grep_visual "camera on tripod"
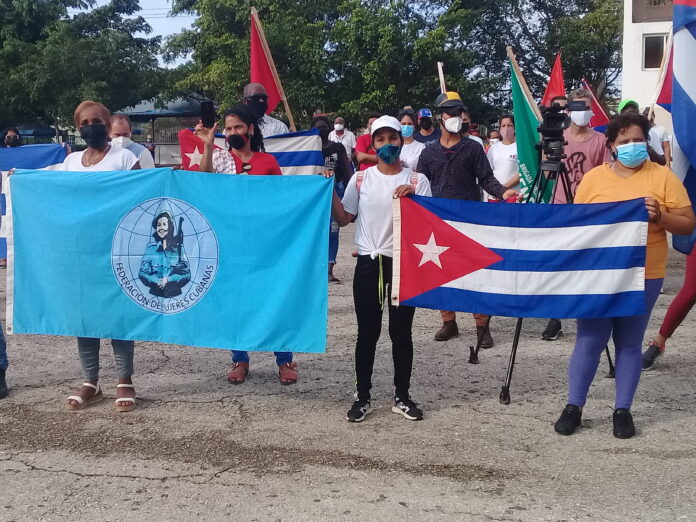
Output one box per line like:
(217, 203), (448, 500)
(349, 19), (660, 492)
(537, 100), (588, 175)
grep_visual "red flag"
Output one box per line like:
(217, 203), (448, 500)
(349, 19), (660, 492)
(397, 198), (502, 303)
(580, 78), (611, 128)
(656, 46), (673, 112)
(541, 53), (566, 107)
(250, 14), (281, 114)
(178, 128), (223, 171)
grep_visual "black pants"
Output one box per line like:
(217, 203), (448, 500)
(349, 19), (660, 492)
(353, 255), (415, 402)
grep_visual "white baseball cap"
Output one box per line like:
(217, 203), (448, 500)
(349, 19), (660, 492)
(370, 115), (401, 136)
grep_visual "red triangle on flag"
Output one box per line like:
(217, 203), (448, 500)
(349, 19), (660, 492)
(397, 198), (503, 303)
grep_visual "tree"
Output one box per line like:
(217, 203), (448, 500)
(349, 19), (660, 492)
(1, 0), (163, 128)
(443, 0), (623, 103)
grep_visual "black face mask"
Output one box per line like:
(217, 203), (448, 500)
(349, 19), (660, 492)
(318, 127), (330, 141)
(79, 124), (109, 149)
(246, 99), (268, 119)
(419, 117), (433, 130)
(461, 121), (470, 134)
(227, 133), (249, 150)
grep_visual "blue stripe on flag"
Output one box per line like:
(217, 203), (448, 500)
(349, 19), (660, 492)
(410, 195), (647, 228)
(487, 246), (645, 272)
(674, 4), (696, 31)
(0, 144), (67, 170)
(270, 150), (325, 167)
(403, 287), (646, 319)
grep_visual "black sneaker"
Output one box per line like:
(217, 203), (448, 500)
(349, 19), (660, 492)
(554, 404), (582, 435)
(642, 341), (663, 371)
(542, 319), (563, 341)
(613, 408), (635, 439)
(346, 399), (371, 422)
(392, 396), (424, 421)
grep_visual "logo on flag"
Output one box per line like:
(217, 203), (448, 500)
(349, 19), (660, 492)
(111, 198), (219, 314)
(393, 196), (648, 319)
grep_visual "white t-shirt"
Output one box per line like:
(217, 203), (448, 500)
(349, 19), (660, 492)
(468, 135), (485, 149)
(342, 166), (431, 258)
(259, 115), (289, 138)
(485, 141), (519, 198)
(649, 125), (667, 156)
(329, 129), (357, 159)
(400, 140), (426, 170)
(60, 147), (139, 171)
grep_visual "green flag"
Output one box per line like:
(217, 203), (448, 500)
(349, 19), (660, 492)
(509, 57), (554, 202)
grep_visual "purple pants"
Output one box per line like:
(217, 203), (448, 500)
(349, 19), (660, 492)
(567, 278), (663, 410)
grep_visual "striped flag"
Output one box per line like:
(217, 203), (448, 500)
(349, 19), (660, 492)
(393, 196), (648, 319)
(508, 55), (548, 201)
(1, 144), (68, 258)
(671, 0), (696, 253)
(178, 128), (323, 176)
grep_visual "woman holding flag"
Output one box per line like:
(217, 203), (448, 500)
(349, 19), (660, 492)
(61, 101), (141, 413)
(195, 104), (298, 386)
(554, 113), (695, 439)
(331, 115), (432, 423)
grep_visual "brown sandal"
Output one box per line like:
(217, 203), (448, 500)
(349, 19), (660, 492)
(278, 362), (298, 385)
(227, 362), (249, 384)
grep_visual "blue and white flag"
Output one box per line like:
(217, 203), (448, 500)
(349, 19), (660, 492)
(7, 168), (332, 352)
(1, 144), (68, 258)
(393, 196), (648, 319)
(671, 1), (696, 253)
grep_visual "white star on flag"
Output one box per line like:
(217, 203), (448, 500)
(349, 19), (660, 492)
(185, 146), (203, 167)
(414, 232), (450, 268)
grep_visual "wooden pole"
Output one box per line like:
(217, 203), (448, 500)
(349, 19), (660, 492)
(251, 7), (296, 131)
(649, 27), (673, 121)
(506, 46), (542, 120)
(437, 62), (447, 93)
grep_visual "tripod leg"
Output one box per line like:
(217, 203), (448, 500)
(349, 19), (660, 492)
(500, 317), (524, 405)
(469, 315), (492, 364)
(605, 345), (615, 378)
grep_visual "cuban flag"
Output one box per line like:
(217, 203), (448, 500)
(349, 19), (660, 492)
(178, 128), (323, 175)
(1, 144), (68, 258)
(392, 196), (648, 319)
(670, 0), (696, 253)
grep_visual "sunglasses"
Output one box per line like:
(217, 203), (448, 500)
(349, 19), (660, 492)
(245, 94), (268, 103)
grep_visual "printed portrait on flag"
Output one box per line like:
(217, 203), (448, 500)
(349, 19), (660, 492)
(112, 197), (219, 315)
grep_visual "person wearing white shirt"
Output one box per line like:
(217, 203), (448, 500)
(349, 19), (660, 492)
(397, 110), (425, 170)
(331, 115), (431, 424)
(242, 83), (289, 137)
(485, 114), (519, 200)
(647, 115), (671, 166)
(461, 110), (485, 150)
(109, 114), (156, 169)
(328, 116), (357, 161)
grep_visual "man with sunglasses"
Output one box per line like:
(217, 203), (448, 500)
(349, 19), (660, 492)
(417, 91), (518, 345)
(242, 83), (289, 138)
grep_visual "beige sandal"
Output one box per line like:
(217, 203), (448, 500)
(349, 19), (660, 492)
(115, 383), (136, 413)
(66, 382), (103, 411)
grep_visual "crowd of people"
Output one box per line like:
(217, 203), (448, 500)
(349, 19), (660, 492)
(1, 82), (695, 441)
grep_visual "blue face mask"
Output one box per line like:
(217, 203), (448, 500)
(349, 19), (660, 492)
(615, 142), (649, 168)
(401, 125), (414, 138)
(376, 144), (402, 164)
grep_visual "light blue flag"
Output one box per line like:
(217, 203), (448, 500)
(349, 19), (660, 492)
(7, 168), (332, 353)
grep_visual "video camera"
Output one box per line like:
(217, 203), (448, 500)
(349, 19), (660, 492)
(537, 100), (588, 174)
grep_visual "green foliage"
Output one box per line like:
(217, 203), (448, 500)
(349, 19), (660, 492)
(1, 0), (163, 128)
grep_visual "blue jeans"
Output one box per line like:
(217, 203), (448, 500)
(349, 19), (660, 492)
(0, 323), (7, 371)
(567, 279), (662, 410)
(232, 350), (293, 365)
(329, 181), (346, 265)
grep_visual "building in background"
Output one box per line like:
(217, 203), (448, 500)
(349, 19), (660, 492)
(622, 0), (673, 128)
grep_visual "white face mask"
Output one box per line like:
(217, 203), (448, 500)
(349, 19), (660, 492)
(334, 123), (344, 131)
(570, 110), (593, 127)
(443, 116), (463, 134)
(488, 138), (500, 145)
(111, 136), (132, 148)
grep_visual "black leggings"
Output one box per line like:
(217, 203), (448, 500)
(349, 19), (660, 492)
(353, 255), (415, 402)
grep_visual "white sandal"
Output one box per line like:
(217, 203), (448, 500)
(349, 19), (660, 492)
(66, 382), (103, 411)
(115, 383), (136, 413)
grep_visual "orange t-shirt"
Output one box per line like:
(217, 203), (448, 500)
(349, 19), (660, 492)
(575, 161), (691, 279)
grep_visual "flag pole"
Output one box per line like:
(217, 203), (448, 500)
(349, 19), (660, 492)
(506, 47), (542, 120)
(250, 7), (296, 131)
(437, 62), (447, 93)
